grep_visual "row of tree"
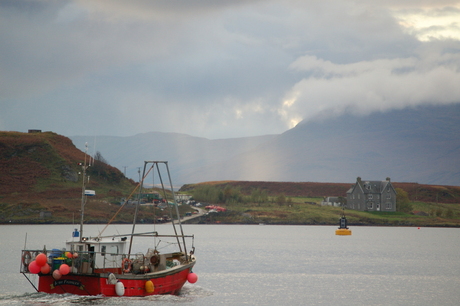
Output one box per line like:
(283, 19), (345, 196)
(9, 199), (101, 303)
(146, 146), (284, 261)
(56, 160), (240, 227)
(192, 184), (413, 212)
(191, 185), (293, 206)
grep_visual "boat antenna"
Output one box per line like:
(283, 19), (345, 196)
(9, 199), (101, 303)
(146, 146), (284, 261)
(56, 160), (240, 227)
(79, 142), (89, 242)
(339, 203), (348, 229)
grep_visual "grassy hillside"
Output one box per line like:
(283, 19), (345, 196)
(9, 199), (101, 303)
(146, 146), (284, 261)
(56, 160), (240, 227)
(180, 181), (460, 227)
(1, 131), (459, 227)
(0, 131), (164, 224)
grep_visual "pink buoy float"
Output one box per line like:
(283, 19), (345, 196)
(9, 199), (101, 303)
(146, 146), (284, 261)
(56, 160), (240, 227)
(59, 264), (70, 275)
(35, 253), (47, 267)
(52, 269), (62, 280)
(187, 272), (198, 283)
(28, 261), (41, 274)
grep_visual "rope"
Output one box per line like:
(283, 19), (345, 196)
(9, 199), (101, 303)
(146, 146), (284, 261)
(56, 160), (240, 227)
(98, 165), (154, 237)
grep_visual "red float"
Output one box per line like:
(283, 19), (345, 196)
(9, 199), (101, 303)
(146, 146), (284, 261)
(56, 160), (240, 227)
(40, 264), (51, 274)
(35, 253), (47, 267)
(187, 272), (198, 283)
(28, 261), (41, 274)
(59, 264), (70, 275)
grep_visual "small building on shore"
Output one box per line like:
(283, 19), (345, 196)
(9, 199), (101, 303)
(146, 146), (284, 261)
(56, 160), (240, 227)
(321, 197), (345, 207)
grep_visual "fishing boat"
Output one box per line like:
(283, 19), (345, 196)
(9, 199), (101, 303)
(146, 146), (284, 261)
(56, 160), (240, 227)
(20, 152), (197, 296)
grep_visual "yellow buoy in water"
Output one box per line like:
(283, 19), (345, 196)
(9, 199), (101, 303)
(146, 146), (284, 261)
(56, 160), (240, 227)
(335, 228), (352, 235)
(335, 215), (352, 235)
(145, 280), (154, 293)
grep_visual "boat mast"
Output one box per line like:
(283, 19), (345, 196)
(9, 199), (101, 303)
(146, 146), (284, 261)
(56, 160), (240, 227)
(127, 161), (188, 258)
(79, 143), (89, 242)
(129, 162), (146, 255)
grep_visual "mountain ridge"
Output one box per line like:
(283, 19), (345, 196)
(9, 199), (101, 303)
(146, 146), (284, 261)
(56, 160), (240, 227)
(70, 104), (460, 186)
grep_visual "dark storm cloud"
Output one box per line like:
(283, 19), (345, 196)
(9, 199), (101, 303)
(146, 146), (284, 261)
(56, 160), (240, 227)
(1, 0), (459, 138)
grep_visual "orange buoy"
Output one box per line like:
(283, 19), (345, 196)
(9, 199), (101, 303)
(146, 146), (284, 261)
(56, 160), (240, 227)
(145, 280), (154, 293)
(122, 258), (132, 273)
(40, 263), (51, 274)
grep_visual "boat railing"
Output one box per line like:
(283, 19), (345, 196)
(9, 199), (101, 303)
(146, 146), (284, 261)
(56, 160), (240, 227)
(20, 249), (96, 275)
(20, 248), (193, 275)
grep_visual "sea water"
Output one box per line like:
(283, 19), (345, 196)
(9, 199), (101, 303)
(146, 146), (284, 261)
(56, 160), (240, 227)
(1, 224), (459, 305)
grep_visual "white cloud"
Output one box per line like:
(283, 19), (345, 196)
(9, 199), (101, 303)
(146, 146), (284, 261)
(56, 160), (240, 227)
(389, 2), (460, 41)
(281, 52), (460, 124)
(1, 0), (460, 138)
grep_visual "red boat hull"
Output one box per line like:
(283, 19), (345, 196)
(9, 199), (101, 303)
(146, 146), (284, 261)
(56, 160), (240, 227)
(37, 266), (193, 296)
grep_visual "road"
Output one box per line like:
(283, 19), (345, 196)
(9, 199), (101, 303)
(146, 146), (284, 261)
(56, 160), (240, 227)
(173, 206), (205, 224)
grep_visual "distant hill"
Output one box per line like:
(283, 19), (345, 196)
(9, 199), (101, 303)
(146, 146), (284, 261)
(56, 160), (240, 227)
(0, 131), (137, 223)
(70, 132), (276, 188)
(70, 104), (460, 186)
(1, 131), (458, 226)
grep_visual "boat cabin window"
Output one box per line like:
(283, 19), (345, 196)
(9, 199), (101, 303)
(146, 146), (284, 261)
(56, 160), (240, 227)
(101, 245), (119, 256)
(70, 244), (85, 252)
(109, 245), (119, 256)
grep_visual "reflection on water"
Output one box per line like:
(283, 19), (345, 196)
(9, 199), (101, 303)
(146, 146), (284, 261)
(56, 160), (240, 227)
(1, 224), (460, 305)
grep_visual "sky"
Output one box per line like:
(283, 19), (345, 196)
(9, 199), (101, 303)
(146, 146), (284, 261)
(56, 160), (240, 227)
(1, 0), (460, 139)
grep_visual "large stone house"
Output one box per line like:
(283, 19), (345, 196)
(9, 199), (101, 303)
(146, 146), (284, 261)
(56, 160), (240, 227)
(346, 177), (397, 212)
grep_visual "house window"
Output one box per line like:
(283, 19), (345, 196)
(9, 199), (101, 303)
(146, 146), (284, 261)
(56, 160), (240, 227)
(101, 245), (106, 256)
(386, 202), (392, 209)
(387, 195), (391, 199)
(368, 201), (374, 209)
(368, 194), (373, 199)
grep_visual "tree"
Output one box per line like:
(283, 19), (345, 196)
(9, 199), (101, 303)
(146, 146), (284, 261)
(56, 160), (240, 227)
(92, 151), (108, 177)
(275, 194), (286, 206)
(396, 188), (413, 213)
(251, 188), (268, 204)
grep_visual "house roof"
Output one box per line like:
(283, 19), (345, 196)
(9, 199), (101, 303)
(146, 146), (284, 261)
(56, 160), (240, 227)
(347, 177), (394, 194)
